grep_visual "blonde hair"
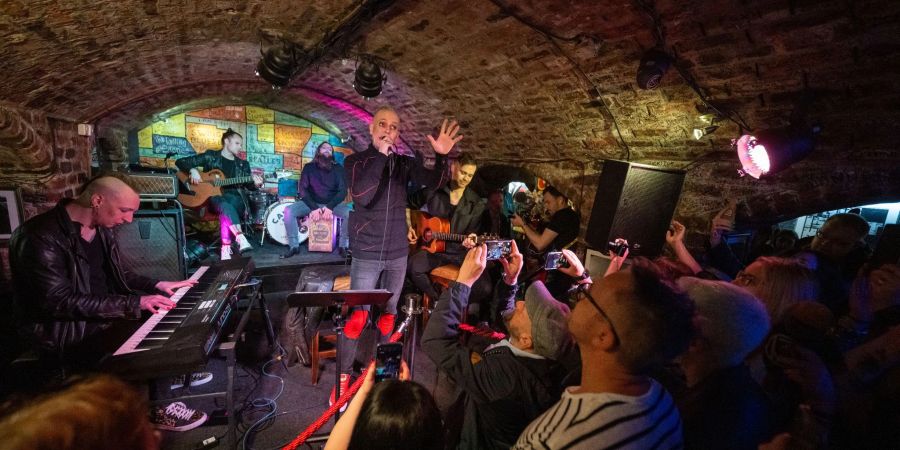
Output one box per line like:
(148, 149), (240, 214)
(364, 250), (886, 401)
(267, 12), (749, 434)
(749, 256), (819, 323)
(0, 375), (158, 450)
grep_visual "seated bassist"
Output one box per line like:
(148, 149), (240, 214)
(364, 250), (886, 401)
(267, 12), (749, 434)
(175, 128), (263, 260)
(407, 153), (494, 322)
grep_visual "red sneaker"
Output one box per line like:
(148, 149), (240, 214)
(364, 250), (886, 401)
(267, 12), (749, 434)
(344, 310), (369, 339)
(328, 373), (352, 413)
(377, 313), (397, 337)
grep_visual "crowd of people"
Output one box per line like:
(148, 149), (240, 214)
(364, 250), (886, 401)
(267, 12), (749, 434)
(1, 102), (898, 450)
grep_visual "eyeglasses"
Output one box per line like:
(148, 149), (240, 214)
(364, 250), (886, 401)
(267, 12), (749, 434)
(572, 288), (619, 343)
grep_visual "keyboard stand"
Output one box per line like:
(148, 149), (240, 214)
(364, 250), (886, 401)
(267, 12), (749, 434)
(149, 277), (275, 447)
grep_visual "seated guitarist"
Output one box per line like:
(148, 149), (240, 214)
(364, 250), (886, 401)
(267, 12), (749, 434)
(175, 128), (263, 260)
(408, 153), (493, 321)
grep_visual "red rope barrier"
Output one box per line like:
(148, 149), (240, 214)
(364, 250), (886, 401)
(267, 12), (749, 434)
(281, 331), (405, 450)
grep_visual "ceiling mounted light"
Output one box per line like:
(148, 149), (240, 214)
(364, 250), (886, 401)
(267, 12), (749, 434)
(256, 44), (298, 89)
(735, 126), (819, 179)
(353, 55), (386, 99)
(636, 48), (673, 90)
(693, 125), (719, 140)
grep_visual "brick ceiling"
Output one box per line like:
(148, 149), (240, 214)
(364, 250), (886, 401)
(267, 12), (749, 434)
(1, 0), (899, 224)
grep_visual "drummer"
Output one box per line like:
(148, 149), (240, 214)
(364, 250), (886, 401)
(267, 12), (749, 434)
(281, 142), (350, 259)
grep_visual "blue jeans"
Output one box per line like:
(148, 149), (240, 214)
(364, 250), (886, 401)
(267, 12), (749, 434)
(339, 255), (407, 372)
(283, 201), (350, 248)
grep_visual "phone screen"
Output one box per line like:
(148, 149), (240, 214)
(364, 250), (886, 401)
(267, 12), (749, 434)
(375, 343), (403, 382)
(485, 240), (512, 261)
(544, 251), (566, 270)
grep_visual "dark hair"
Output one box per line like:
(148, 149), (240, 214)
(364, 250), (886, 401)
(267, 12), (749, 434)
(824, 213), (869, 237)
(455, 152), (477, 168)
(348, 380), (443, 450)
(543, 185), (568, 202)
(221, 128), (242, 147)
(617, 257), (695, 374)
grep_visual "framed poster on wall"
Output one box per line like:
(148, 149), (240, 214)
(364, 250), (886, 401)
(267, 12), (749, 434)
(0, 187), (25, 241)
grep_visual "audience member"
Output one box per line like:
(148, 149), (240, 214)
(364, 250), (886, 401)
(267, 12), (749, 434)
(674, 277), (774, 450)
(422, 241), (572, 449)
(324, 361), (442, 450)
(514, 258), (695, 449)
(733, 256), (819, 325)
(0, 375), (160, 450)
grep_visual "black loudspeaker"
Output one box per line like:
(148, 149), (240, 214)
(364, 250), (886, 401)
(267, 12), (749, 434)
(115, 208), (186, 282)
(585, 160), (686, 258)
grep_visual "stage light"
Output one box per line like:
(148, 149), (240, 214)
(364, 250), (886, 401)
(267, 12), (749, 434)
(353, 55), (385, 99)
(693, 125), (719, 140)
(636, 48), (673, 90)
(256, 44), (297, 88)
(735, 127), (818, 179)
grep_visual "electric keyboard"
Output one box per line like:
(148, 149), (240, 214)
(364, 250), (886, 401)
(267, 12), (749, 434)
(100, 257), (254, 380)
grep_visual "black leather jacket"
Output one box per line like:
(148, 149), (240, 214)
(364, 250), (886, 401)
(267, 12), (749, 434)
(175, 150), (255, 190)
(9, 200), (159, 359)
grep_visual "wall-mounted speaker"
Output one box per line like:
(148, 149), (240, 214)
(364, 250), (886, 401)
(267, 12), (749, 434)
(585, 160), (685, 258)
(115, 208), (186, 282)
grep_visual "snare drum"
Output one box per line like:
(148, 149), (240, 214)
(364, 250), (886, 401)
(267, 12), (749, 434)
(249, 191), (276, 226)
(264, 200), (308, 246)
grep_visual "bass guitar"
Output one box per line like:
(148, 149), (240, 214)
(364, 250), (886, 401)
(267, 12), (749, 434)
(413, 211), (496, 254)
(176, 169), (256, 208)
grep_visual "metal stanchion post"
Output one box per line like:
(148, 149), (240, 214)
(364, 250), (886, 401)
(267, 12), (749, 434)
(400, 294), (423, 380)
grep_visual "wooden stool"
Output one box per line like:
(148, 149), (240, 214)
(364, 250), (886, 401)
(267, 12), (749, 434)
(422, 264), (459, 327)
(310, 330), (337, 385)
(309, 274), (350, 384)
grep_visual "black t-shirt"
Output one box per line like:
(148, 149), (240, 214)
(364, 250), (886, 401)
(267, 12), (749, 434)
(83, 234), (111, 295)
(546, 207), (580, 250)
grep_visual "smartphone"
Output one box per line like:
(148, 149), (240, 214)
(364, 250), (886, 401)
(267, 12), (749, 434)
(375, 343), (403, 382)
(544, 251), (568, 270)
(764, 333), (801, 365)
(871, 224), (900, 267)
(485, 240), (512, 261)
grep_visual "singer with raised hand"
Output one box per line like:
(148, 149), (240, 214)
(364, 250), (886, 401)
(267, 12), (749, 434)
(331, 106), (460, 408)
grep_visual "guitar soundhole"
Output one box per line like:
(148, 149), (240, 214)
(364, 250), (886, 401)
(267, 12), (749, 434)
(423, 230), (433, 242)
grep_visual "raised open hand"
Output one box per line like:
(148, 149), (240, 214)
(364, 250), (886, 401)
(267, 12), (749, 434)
(427, 119), (463, 155)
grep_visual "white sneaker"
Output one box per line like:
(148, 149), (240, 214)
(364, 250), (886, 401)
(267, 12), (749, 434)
(220, 245), (232, 261)
(171, 372), (213, 390)
(151, 401), (208, 432)
(236, 234), (252, 254)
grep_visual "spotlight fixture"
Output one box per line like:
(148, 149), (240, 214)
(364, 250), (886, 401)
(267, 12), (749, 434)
(256, 44), (298, 88)
(636, 48), (673, 90)
(353, 55), (386, 99)
(735, 126), (819, 179)
(693, 125), (719, 140)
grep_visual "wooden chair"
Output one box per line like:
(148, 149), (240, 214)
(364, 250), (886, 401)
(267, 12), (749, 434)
(421, 264), (460, 328)
(309, 274), (351, 384)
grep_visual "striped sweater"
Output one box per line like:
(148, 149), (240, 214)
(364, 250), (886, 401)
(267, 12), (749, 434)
(514, 379), (683, 450)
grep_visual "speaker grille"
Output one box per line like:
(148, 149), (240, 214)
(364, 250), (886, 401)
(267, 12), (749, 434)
(115, 209), (186, 281)
(586, 160), (685, 258)
(128, 174), (178, 198)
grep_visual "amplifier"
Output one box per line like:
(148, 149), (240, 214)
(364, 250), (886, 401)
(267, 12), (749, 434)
(129, 173), (178, 199)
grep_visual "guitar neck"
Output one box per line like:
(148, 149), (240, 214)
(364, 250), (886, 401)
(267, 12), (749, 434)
(212, 176), (253, 187)
(431, 232), (492, 244)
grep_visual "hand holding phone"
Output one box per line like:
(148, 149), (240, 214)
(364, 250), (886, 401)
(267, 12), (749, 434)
(375, 343), (403, 382)
(485, 240), (512, 261)
(544, 251), (569, 270)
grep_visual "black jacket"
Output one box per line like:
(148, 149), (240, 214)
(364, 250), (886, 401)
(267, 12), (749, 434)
(175, 150), (256, 191)
(344, 145), (447, 260)
(9, 201), (159, 361)
(411, 184), (488, 254)
(298, 161), (347, 210)
(422, 281), (565, 450)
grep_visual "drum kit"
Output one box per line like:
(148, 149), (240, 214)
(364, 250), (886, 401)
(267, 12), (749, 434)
(248, 192), (309, 246)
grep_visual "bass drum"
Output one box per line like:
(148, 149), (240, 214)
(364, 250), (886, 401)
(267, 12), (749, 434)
(264, 200), (308, 246)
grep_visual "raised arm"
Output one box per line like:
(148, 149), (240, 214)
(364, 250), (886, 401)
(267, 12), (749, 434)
(666, 220), (703, 274)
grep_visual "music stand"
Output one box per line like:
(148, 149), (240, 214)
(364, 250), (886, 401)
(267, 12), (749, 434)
(286, 289), (392, 418)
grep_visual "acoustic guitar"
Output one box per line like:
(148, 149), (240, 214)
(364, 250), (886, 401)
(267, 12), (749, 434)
(413, 211), (496, 254)
(176, 169), (256, 208)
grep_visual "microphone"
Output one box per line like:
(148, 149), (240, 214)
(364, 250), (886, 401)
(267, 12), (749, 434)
(164, 151), (176, 158)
